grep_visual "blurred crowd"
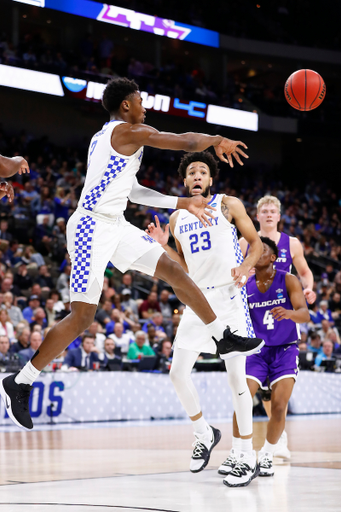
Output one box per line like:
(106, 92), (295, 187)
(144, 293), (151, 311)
(0, 117), (341, 375)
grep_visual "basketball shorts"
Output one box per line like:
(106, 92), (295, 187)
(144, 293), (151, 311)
(246, 343), (299, 389)
(67, 210), (165, 305)
(175, 283), (255, 354)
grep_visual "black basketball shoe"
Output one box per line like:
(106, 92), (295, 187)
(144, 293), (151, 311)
(190, 426), (222, 473)
(0, 373), (33, 430)
(213, 327), (264, 360)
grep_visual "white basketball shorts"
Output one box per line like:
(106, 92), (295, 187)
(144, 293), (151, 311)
(67, 210), (165, 305)
(175, 283), (255, 354)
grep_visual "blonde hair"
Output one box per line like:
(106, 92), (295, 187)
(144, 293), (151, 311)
(257, 195), (281, 214)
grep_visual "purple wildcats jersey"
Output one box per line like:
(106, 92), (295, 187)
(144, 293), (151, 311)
(246, 270), (300, 347)
(274, 233), (293, 272)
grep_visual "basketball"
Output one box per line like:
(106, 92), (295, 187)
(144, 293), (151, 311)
(284, 69), (326, 111)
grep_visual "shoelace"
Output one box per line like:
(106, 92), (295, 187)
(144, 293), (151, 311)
(16, 389), (31, 411)
(191, 440), (207, 459)
(259, 456), (272, 468)
(229, 461), (252, 477)
(222, 454), (238, 467)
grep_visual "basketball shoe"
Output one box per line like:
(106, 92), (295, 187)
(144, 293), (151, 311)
(258, 449), (274, 477)
(273, 430), (291, 459)
(190, 425), (221, 473)
(223, 451), (260, 487)
(0, 373), (33, 430)
(218, 448), (239, 475)
(213, 327), (264, 360)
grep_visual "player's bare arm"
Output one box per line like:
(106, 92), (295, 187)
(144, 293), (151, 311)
(224, 196), (262, 287)
(146, 213), (188, 273)
(0, 155), (30, 177)
(271, 274), (310, 323)
(289, 236), (316, 304)
(112, 123), (248, 167)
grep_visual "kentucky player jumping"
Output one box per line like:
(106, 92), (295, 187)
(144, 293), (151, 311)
(221, 236), (309, 477)
(147, 151), (263, 487)
(0, 78), (263, 431)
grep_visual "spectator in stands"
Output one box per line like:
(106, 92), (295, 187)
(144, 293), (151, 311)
(117, 272), (139, 300)
(54, 187), (71, 220)
(317, 319), (339, 343)
(30, 307), (47, 330)
(50, 289), (64, 313)
(56, 264), (71, 294)
(13, 262), (33, 292)
(18, 331), (42, 365)
(314, 340), (335, 369)
(10, 326), (30, 354)
(0, 308), (15, 342)
(101, 338), (122, 370)
(329, 292), (341, 321)
(159, 289), (173, 321)
(34, 264), (54, 290)
(3, 291), (24, 327)
(139, 291), (161, 319)
(155, 338), (173, 373)
(127, 330), (155, 360)
(165, 312), (181, 340)
(142, 312), (167, 339)
(120, 288), (138, 317)
(307, 332), (323, 356)
(44, 298), (56, 326)
(0, 219), (12, 242)
(22, 245), (45, 268)
(108, 322), (133, 354)
(95, 298), (113, 327)
(62, 334), (101, 370)
(85, 320), (106, 352)
(0, 335), (10, 365)
(316, 300), (335, 325)
(22, 294), (40, 323)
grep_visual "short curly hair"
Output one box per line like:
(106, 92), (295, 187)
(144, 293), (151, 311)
(177, 151), (219, 180)
(260, 236), (278, 259)
(102, 77), (139, 114)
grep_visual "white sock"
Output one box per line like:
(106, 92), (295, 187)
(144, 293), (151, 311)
(240, 438), (253, 455)
(15, 361), (41, 386)
(232, 436), (242, 451)
(263, 439), (277, 454)
(192, 415), (210, 436)
(206, 317), (225, 341)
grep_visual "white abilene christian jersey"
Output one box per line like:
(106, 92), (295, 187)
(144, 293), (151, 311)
(78, 120), (143, 217)
(174, 194), (244, 290)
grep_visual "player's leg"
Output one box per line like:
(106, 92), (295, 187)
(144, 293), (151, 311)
(262, 397), (290, 459)
(0, 213), (113, 430)
(258, 378), (295, 477)
(221, 375), (259, 486)
(154, 252), (264, 358)
(170, 343), (221, 473)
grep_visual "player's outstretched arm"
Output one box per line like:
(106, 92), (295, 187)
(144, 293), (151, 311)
(112, 124), (248, 167)
(290, 237), (316, 304)
(0, 155), (30, 177)
(271, 274), (310, 323)
(146, 214), (188, 273)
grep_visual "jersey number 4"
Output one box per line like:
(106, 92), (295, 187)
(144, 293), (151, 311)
(263, 310), (274, 330)
(189, 231), (211, 254)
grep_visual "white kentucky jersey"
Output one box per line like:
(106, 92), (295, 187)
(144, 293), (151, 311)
(174, 194), (244, 289)
(78, 120), (143, 217)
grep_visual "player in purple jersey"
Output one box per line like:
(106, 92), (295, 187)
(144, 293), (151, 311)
(239, 195), (316, 458)
(220, 237), (309, 477)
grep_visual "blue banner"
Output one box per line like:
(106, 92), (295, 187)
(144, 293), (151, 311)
(14, 0), (219, 48)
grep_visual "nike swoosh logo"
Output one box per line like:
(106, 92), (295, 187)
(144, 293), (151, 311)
(5, 396), (10, 409)
(283, 346), (291, 351)
(230, 295), (236, 300)
(181, 216), (189, 220)
(238, 391), (246, 396)
(247, 294), (254, 298)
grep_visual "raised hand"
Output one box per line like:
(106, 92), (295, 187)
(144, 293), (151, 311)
(12, 156), (30, 175)
(0, 181), (14, 202)
(146, 215), (170, 246)
(214, 138), (249, 167)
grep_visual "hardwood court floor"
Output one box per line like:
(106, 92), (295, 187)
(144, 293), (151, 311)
(0, 415), (340, 512)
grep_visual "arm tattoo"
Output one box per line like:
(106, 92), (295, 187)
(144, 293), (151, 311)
(221, 203), (230, 220)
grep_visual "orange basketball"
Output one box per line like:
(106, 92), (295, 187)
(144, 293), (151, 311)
(284, 69), (326, 111)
